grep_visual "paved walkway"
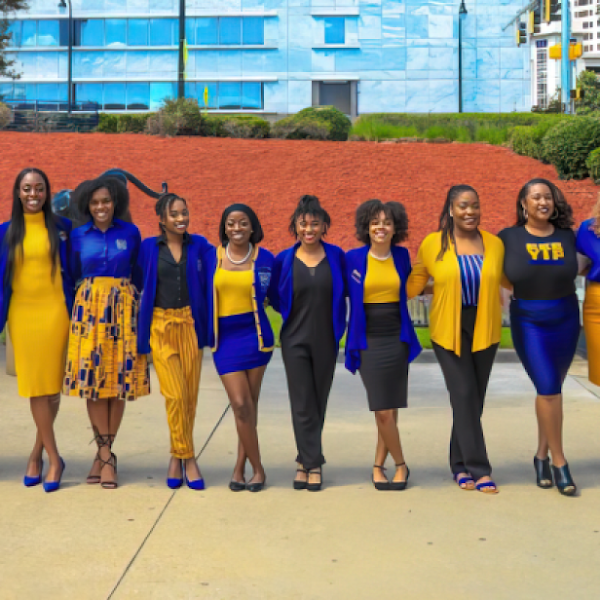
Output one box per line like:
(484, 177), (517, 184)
(1, 347), (600, 600)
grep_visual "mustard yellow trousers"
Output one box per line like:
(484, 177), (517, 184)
(150, 307), (202, 459)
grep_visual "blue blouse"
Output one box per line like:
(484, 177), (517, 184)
(458, 254), (483, 307)
(576, 218), (600, 283)
(70, 218), (141, 282)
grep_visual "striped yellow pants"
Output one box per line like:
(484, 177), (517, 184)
(150, 307), (202, 459)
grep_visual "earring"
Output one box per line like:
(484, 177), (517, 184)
(523, 208), (528, 220)
(449, 211), (453, 218)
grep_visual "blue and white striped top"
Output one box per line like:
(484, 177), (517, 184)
(458, 254), (484, 307)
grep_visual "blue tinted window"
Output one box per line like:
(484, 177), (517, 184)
(38, 20), (60, 46)
(196, 18), (218, 45)
(106, 19), (127, 47)
(22, 20), (37, 47)
(127, 82), (150, 109)
(150, 18), (176, 46)
(242, 18), (264, 45)
(218, 82), (241, 109)
(38, 83), (66, 101)
(185, 18), (195, 45)
(7, 21), (21, 47)
(150, 82), (175, 110)
(81, 19), (104, 46)
(184, 82), (195, 98)
(76, 83), (103, 107)
(220, 18), (241, 45)
(104, 83), (126, 109)
(324, 17), (345, 44)
(0, 83), (13, 99)
(128, 19), (149, 46)
(241, 82), (262, 109)
(59, 20), (69, 46)
(196, 81), (217, 108)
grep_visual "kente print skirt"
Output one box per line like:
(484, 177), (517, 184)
(64, 277), (150, 401)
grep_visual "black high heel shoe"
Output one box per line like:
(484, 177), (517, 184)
(533, 456), (553, 489)
(293, 467), (308, 490)
(390, 462), (410, 491)
(372, 465), (390, 491)
(552, 463), (577, 496)
(247, 475), (266, 493)
(307, 468), (322, 492)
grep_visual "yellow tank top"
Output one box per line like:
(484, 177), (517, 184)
(215, 267), (254, 317)
(12, 212), (64, 302)
(364, 253), (400, 303)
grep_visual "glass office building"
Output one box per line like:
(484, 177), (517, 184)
(1, 0), (531, 115)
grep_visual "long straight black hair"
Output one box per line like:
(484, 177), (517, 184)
(436, 184), (479, 261)
(4, 168), (60, 284)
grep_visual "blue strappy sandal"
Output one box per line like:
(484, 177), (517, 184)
(475, 479), (498, 494)
(453, 472), (475, 490)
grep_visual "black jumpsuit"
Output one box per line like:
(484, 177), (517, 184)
(281, 256), (337, 471)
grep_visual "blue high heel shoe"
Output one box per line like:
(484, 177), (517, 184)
(23, 459), (44, 487)
(166, 459), (184, 489)
(184, 461), (205, 491)
(43, 458), (65, 493)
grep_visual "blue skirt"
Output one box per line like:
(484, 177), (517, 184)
(213, 312), (272, 376)
(510, 294), (580, 395)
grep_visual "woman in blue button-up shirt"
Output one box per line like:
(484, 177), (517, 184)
(64, 176), (150, 489)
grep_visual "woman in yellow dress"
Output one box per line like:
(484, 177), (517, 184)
(0, 168), (74, 492)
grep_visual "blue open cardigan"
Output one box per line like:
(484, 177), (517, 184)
(135, 234), (213, 354)
(270, 241), (347, 350)
(345, 245), (421, 374)
(0, 216), (74, 332)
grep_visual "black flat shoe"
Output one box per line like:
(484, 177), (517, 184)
(247, 476), (266, 493)
(534, 456), (553, 489)
(552, 463), (577, 496)
(307, 468), (322, 492)
(372, 465), (390, 491)
(390, 463), (410, 491)
(229, 479), (246, 492)
(293, 467), (308, 490)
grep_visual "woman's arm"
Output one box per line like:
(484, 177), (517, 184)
(406, 245), (430, 299)
(577, 252), (591, 276)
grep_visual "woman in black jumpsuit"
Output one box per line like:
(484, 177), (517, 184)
(270, 196), (347, 491)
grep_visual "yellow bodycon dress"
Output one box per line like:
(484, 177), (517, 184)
(7, 212), (69, 397)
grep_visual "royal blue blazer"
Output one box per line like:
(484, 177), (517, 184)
(270, 241), (347, 350)
(135, 234), (213, 354)
(205, 245), (275, 352)
(576, 218), (600, 283)
(0, 216), (74, 332)
(345, 245), (421, 374)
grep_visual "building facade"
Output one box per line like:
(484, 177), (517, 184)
(1, 0), (531, 116)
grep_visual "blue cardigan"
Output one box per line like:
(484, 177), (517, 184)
(206, 245), (275, 352)
(270, 241), (347, 350)
(0, 216), (74, 332)
(135, 234), (213, 355)
(345, 245), (421, 374)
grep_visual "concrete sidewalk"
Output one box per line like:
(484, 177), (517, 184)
(1, 348), (600, 600)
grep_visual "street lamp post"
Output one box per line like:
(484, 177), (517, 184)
(178, 0), (185, 99)
(458, 0), (468, 113)
(58, 0), (72, 114)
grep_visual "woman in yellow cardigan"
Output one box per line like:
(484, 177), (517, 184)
(407, 185), (504, 494)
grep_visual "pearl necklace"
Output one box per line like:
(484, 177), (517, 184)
(369, 250), (391, 261)
(226, 243), (253, 265)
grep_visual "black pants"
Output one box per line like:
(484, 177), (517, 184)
(281, 342), (337, 470)
(432, 307), (498, 481)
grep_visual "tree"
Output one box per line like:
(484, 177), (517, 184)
(576, 70), (600, 115)
(1, 0), (28, 78)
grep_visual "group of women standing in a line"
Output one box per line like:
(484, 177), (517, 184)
(1, 167), (598, 497)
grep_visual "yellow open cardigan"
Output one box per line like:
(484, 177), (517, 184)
(406, 230), (505, 356)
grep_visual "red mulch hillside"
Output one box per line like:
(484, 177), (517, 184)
(0, 132), (598, 257)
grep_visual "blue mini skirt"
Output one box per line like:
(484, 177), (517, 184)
(510, 294), (580, 395)
(213, 312), (272, 376)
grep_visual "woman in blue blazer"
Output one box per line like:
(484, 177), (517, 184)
(136, 193), (213, 490)
(346, 200), (421, 491)
(205, 204), (274, 492)
(0, 168), (73, 492)
(270, 195), (346, 492)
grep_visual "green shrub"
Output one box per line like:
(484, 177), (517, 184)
(116, 113), (152, 133)
(0, 102), (12, 129)
(510, 120), (556, 160)
(350, 118), (418, 141)
(146, 97), (203, 136)
(474, 124), (510, 145)
(271, 115), (331, 140)
(97, 113), (119, 133)
(221, 115), (270, 138)
(201, 114), (227, 137)
(295, 106), (351, 141)
(586, 148), (600, 183)
(541, 116), (600, 179)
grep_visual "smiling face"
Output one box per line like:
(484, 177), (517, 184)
(89, 187), (115, 229)
(19, 172), (47, 214)
(161, 199), (189, 236)
(295, 213), (325, 246)
(369, 210), (394, 246)
(522, 183), (554, 224)
(225, 210), (252, 247)
(451, 191), (480, 234)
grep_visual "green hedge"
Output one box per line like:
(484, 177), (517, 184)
(586, 148), (600, 183)
(541, 116), (600, 179)
(271, 114), (332, 140)
(202, 114), (270, 138)
(295, 106), (352, 141)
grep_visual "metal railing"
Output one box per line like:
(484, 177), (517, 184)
(2, 99), (100, 132)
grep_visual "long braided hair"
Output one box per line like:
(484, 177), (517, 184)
(436, 185), (479, 261)
(155, 193), (187, 233)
